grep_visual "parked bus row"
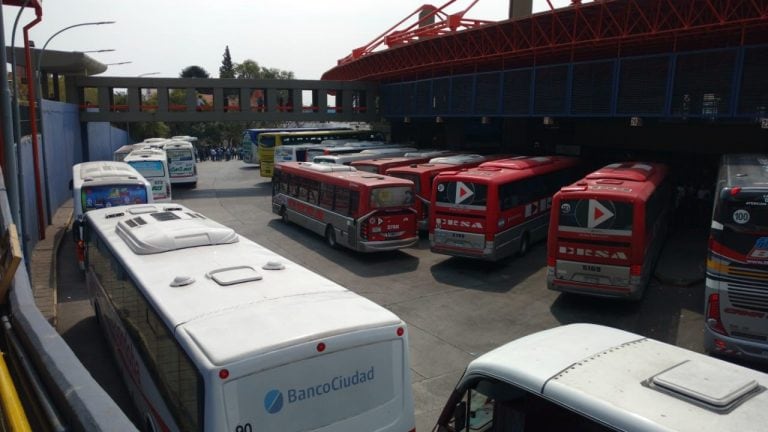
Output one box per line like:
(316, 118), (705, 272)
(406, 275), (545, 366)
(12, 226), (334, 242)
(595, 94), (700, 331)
(258, 129), (385, 177)
(73, 156), (768, 431)
(240, 126), (351, 165)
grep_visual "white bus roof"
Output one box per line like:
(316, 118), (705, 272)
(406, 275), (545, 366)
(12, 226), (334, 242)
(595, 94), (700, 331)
(125, 148), (166, 160)
(143, 137), (168, 143)
(73, 161), (146, 184)
(162, 139), (194, 149)
(429, 154), (487, 164)
(171, 135), (198, 142)
(466, 323), (768, 431)
(85, 204), (402, 366)
(314, 148), (417, 165)
(403, 149), (453, 158)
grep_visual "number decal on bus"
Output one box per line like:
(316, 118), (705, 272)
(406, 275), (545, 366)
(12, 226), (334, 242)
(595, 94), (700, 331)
(235, 424), (253, 432)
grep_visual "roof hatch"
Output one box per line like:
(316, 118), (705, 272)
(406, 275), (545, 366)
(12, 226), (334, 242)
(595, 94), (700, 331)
(116, 209), (238, 254)
(587, 162), (655, 182)
(647, 360), (763, 412)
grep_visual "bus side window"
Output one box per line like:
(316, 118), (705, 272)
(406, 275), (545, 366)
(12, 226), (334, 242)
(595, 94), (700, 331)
(349, 191), (360, 216)
(335, 188), (350, 215)
(319, 183), (334, 210)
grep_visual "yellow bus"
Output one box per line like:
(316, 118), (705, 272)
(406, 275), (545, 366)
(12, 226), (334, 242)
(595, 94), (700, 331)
(258, 129), (384, 177)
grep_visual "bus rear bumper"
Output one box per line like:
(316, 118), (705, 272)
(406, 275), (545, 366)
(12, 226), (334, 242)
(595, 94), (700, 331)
(547, 269), (638, 299)
(704, 328), (768, 363)
(360, 237), (418, 252)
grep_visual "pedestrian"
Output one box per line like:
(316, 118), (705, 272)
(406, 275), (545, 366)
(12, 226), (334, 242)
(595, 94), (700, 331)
(210, 148), (217, 161)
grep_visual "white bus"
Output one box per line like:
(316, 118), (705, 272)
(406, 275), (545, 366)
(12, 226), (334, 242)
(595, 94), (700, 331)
(162, 139), (198, 187)
(124, 148), (172, 202)
(274, 143), (327, 164)
(434, 323), (768, 432)
(312, 147), (419, 165)
(83, 203), (415, 432)
(71, 161), (153, 269)
(305, 141), (393, 163)
(113, 144), (140, 162)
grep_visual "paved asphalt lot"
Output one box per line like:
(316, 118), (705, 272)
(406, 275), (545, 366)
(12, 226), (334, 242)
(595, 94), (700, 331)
(56, 159), (768, 431)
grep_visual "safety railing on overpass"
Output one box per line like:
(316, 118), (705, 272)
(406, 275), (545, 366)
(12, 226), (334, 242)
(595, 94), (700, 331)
(67, 76), (380, 123)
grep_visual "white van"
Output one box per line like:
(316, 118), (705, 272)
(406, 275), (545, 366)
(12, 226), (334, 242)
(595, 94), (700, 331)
(162, 139), (198, 187)
(313, 147), (418, 165)
(434, 323), (768, 432)
(124, 148), (172, 202)
(71, 160), (153, 269)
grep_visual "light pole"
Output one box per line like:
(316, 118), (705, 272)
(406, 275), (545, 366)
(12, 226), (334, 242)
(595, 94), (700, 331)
(79, 49), (115, 54)
(105, 61), (132, 66)
(31, 20), (115, 229)
(138, 72), (161, 77)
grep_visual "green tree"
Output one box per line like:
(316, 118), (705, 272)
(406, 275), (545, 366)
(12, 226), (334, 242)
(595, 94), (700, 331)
(234, 59), (294, 80)
(219, 46), (235, 78)
(179, 65), (210, 78)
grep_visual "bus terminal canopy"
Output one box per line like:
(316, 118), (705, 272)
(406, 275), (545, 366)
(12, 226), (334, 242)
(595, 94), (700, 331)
(5, 47), (107, 76)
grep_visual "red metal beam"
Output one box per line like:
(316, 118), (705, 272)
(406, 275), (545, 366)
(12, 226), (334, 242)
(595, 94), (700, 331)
(322, 0), (768, 81)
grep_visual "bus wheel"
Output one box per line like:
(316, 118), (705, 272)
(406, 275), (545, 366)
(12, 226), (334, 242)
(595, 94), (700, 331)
(280, 206), (288, 224)
(325, 226), (337, 248)
(518, 233), (530, 257)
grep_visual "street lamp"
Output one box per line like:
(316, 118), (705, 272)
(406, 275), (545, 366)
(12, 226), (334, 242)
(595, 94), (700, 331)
(105, 61), (132, 66)
(79, 49), (115, 54)
(138, 72), (161, 77)
(31, 20), (115, 228)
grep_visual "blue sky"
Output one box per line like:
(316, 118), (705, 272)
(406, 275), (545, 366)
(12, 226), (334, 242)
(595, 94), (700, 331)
(4, 0), (575, 79)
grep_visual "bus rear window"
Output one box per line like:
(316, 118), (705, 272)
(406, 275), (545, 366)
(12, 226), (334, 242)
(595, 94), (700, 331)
(82, 184), (148, 211)
(260, 136), (277, 148)
(558, 199), (634, 233)
(435, 181), (488, 209)
(389, 173), (420, 192)
(371, 187), (413, 209)
(128, 160), (165, 178)
(719, 199), (768, 231)
(167, 149), (193, 161)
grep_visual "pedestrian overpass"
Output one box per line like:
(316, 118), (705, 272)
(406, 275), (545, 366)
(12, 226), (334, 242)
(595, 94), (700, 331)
(66, 75), (380, 123)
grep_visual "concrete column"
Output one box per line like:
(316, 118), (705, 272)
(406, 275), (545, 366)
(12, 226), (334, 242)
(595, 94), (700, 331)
(509, 0), (533, 19)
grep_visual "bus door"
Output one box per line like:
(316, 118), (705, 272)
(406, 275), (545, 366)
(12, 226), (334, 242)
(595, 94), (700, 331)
(551, 196), (636, 292)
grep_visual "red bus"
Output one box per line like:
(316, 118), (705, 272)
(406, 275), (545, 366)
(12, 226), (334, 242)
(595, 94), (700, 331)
(547, 162), (672, 300)
(430, 156), (583, 261)
(385, 154), (510, 231)
(272, 162), (418, 252)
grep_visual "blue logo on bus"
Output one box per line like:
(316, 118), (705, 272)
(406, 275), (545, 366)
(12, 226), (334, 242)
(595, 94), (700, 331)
(264, 389), (284, 414)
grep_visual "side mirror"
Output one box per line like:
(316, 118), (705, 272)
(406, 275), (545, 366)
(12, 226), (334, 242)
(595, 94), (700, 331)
(454, 401), (467, 430)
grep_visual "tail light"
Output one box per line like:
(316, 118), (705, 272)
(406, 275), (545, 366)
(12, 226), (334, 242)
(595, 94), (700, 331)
(360, 219), (369, 240)
(630, 264), (642, 276)
(547, 256), (555, 267)
(706, 293), (728, 335)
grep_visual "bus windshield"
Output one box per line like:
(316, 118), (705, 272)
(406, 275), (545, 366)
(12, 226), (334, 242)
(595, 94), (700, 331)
(558, 199), (634, 234)
(435, 181), (489, 209)
(260, 135), (277, 148)
(371, 186), (414, 209)
(128, 160), (165, 178)
(82, 185), (149, 211)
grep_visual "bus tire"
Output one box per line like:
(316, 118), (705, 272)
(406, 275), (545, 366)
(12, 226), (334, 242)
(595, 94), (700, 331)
(518, 233), (530, 257)
(280, 206), (289, 224)
(325, 226), (337, 248)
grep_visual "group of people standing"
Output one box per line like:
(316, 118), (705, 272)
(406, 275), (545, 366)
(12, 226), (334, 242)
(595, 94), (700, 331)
(198, 147), (242, 162)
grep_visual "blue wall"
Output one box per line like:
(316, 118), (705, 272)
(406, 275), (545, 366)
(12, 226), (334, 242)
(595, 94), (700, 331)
(16, 100), (130, 253)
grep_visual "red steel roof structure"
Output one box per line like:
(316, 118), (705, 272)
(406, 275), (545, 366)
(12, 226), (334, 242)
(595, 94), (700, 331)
(322, 0), (768, 82)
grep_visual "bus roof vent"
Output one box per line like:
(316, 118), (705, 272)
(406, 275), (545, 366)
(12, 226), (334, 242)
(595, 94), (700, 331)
(646, 360), (763, 413)
(206, 266), (262, 286)
(116, 210), (239, 254)
(586, 162), (656, 182)
(299, 162), (356, 173)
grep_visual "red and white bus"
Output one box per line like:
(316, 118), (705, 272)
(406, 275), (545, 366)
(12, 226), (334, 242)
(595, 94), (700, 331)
(385, 154), (510, 231)
(547, 162), (672, 300)
(430, 156), (583, 261)
(272, 162), (418, 252)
